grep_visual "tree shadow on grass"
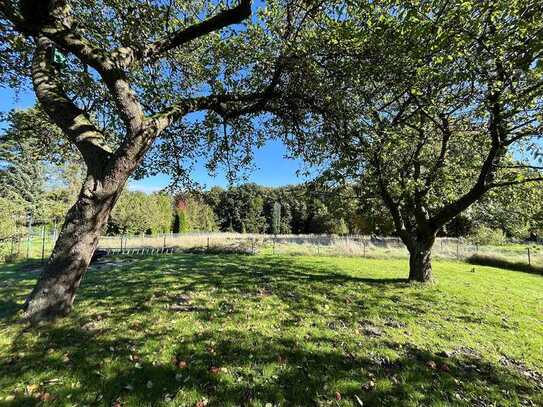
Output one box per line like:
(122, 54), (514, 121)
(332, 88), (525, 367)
(2, 324), (541, 406)
(1, 254), (541, 405)
(0, 261), (42, 323)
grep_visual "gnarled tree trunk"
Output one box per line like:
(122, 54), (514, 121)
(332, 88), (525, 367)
(11, 0), (258, 322)
(23, 173), (123, 322)
(407, 237), (435, 282)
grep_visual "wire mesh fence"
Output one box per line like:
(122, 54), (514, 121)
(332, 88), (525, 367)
(97, 232), (542, 268)
(1, 231), (541, 270)
(0, 226), (59, 263)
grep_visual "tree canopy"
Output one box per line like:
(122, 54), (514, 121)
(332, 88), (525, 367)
(272, 0), (543, 280)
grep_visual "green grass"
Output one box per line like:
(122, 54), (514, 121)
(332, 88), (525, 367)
(1, 254), (542, 406)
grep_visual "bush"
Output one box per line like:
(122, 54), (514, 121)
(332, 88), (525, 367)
(468, 225), (506, 246)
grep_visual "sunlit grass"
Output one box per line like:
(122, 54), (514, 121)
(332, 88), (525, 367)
(1, 254), (542, 406)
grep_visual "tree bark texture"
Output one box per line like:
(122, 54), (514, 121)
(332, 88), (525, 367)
(23, 174), (123, 322)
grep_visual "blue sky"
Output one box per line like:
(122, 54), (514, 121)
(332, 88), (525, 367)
(0, 87), (305, 191)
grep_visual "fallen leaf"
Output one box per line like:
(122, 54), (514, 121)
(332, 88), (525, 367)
(39, 392), (53, 401)
(362, 380), (375, 391)
(172, 355), (188, 369)
(25, 384), (40, 396)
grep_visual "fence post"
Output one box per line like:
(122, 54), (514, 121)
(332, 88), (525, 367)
(41, 225), (46, 263)
(26, 215), (32, 259)
(273, 235), (276, 255)
(456, 239), (460, 260)
(163, 233), (166, 250)
(527, 248), (531, 266)
(363, 239), (366, 258)
(207, 236), (210, 250)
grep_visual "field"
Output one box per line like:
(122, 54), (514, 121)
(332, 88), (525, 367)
(1, 254), (542, 406)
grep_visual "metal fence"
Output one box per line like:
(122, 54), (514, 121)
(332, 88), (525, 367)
(0, 227), (59, 263)
(1, 231), (541, 269)
(98, 232), (542, 268)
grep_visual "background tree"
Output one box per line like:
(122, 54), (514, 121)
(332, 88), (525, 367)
(150, 193), (174, 234)
(275, 0), (543, 281)
(0, 107), (82, 227)
(110, 191), (174, 235)
(174, 195), (219, 232)
(0, 197), (24, 239)
(468, 181), (543, 239)
(272, 201), (281, 235)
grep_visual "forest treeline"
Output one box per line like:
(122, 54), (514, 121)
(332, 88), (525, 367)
(172, 183), (543, 241)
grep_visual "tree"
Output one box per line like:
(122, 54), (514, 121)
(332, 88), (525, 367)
(110, 191), (152, 235)
(175, 195), (218, 232)
(110, 191), (173, 235)
(469, 181), (543, 239)
(0, 107), (82, 227)
(276, 0), (543, 281)
(186, 197), (219, 232)
(272, 201), (281, 235)
(0, 197), (24, 239)
(150, 193), (174, 234)
(0, 110), (48, 219)
(0, 0), (305, 320)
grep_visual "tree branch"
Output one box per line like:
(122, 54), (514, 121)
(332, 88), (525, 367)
(489, 177), (543, 188)
(137, 0), (252, 62)
(429, 90), (505, 229)
(31, 36), (111, 168)
(153, 56), (284, 131)
(2, 0), (146, 135)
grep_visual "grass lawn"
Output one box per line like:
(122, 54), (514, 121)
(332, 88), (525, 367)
(0, 254), (542, 406)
